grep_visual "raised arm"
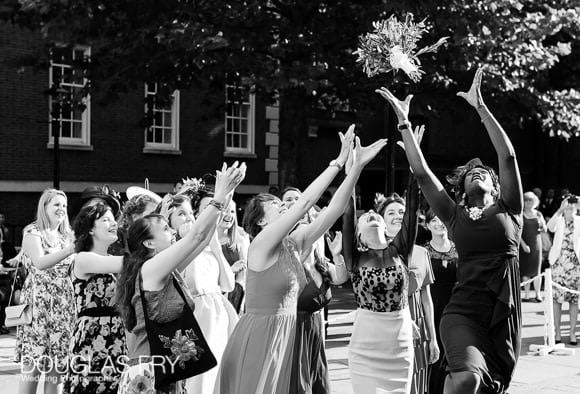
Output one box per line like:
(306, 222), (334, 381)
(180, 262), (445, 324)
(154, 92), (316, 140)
(389, 174), (419, 266)
(377, 88), (456, 223)
(291, 137), (388, 253)
(342, 190), (357, 273)
(325, 231), (349, 285)
(142, 162), (246, 285)
(22, 231), (75, 271)
(250, 126), (355, 262)
(457, 68), (522, 213)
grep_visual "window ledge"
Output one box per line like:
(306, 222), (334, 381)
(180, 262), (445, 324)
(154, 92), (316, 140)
(143, 147), (182, 155)
(47, 143), (93, 151)
(224, 151), (257, 159)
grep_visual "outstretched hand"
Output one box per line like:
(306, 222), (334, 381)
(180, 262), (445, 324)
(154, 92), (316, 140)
(336, 124), (356, 166)
(376, 87), (413, 123)
(457, 68), (485, 109)
(325, 231), (343, 256)
(397, 125), (425, 151)
(353, 136), (388, 169)
(214, 161), (247, 201)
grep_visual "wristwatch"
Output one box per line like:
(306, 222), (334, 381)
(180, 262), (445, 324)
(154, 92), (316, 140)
(329, 159), (344, 169)
(397, 122), (411, 131)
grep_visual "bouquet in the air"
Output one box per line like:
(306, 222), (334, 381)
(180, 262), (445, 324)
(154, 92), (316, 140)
(354, 13), (448, 82)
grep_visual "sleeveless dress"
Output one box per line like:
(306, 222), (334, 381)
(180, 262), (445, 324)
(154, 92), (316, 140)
(290, 263), (332, 394)
(345, 177), (419, 394)
(65, 271), (127, 393)
(407, 245), (435, 394)
(520, 212), (544, 279)
(119, 271), (196, 394)
(441, 199), (522, 393)
(424, 241), (458, 394)
(218, 237), (307, 394)
(182, 246), (239, 394)
(14, 225), (75, 371)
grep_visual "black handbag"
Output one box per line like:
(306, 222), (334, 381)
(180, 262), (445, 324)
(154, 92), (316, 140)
(139, 272), (217, 389)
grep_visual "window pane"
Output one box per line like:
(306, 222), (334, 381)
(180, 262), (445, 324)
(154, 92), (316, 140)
(147, 128), (154, 142)
(72, 122), (82, 139)
(163, 128), (172, 144)
(241, 118), (247, 133)
(61, 121), (72, 138)
(240, 134), (248, 148)
(226, 118), (233, 132)
(154, 129), (162, 143)
(164, 111), (172, 128)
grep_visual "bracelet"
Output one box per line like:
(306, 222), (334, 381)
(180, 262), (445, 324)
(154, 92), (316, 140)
(397, 122), (411, 132)
(329, 159), (344, 169)
(208, 199), (225, 211)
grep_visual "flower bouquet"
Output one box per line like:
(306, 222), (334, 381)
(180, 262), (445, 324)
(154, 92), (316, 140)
(354, 13), (448, 82)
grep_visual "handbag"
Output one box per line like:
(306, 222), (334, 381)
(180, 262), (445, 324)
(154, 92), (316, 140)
(4, 256), (32, 327)
(139, 271), (217, 389)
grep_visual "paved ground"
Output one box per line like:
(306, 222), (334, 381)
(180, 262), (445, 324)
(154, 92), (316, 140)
(1, 286), (579, 393)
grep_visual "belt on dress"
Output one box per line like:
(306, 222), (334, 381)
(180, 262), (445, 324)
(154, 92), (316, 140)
(78, 306), (118, 318)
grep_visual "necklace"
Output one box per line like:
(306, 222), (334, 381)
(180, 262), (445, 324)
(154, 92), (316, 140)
(466, 205), (487, 221)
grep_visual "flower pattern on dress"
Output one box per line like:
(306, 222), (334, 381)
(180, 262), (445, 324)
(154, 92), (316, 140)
(552, 221), (580, 304)
(14, 225), (75, 370)
(64, 272), (127, 393)
(127, 372), (155, 394)
(159, 329), (204, 369)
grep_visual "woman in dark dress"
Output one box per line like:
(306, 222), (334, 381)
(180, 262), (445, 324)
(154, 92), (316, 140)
(423, 209), (458, 394)
(520, 191), (546, 302)
(379, 68), (523, 393)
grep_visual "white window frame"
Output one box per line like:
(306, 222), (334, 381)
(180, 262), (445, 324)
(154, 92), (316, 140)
(143, 83), (180, 153)
(48, 45), (91, 148)
(224, 84), (255, 155)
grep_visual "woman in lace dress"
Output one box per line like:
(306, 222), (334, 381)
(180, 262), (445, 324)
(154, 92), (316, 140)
(15, 189), (75, 394)
(343, 174), (419, 394)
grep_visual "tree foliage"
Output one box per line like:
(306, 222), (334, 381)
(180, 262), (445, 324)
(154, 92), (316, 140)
(1, 0), (579, 182)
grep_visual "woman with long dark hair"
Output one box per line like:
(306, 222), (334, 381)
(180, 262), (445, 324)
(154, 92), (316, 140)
(65, 199), (127, 393)
(74, 163), (245, 393)
(379, 68), (523, 393)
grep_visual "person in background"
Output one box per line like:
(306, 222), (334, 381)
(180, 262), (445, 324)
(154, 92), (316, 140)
(540, 188), (559, 220)
(15, 189), (76, 394)
(217, 200), (250, 314)
(520, 191), (547, 302)
(423, 209), (458, 394)
(547, 196), (580, 346)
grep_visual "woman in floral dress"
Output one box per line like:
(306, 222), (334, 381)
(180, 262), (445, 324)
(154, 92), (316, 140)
(15, 189), (75, 394)
(547, 196), (580, 345)
(64, 200), (127, 393)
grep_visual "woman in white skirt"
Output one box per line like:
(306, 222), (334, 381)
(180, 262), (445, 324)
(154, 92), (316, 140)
(343, 175), (419, 394)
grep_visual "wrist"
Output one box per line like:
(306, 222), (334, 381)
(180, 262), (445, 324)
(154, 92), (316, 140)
(208, 199), (226, 212)
(397, 121), (412, 132)
(329, 159), (344, 170)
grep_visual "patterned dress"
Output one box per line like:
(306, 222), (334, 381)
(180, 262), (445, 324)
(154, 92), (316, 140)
(14, 225), (75, 371)
(64, 272), (127, 393)
(551, 220), (580, 304)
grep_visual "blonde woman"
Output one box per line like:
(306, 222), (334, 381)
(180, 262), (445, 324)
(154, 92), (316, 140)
(15, 189), (75, 394)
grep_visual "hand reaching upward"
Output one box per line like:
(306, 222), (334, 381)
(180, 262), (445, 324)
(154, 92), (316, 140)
(457, 68), (485, 109)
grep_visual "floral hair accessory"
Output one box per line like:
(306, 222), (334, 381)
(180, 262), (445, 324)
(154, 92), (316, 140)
(354, 13), (448, 82)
